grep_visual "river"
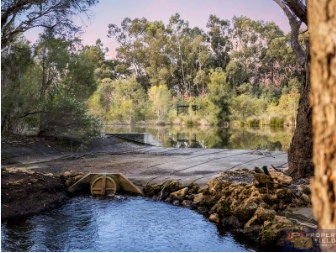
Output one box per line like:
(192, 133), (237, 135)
(104, 125), (294, 151)
(1, 196), (257, 252)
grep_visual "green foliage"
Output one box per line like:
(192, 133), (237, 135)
(39, 95), (102, 139)
(206, 68), (231, 124)
(148, 85), (171, 121)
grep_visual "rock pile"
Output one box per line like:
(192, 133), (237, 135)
(58, 170), (84, 187)
(143, 169), (311, 247)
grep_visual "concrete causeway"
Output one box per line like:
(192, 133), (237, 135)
(3, 135), (288, 187)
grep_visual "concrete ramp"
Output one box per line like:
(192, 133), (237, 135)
(106, 133), (163, 147)
(67, 173), (144, 196)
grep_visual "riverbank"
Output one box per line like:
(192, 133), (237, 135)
(142, 169), (313, 248)
(1, 168), (69, 219)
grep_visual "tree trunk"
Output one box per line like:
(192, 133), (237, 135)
(308, 0), (336, 237)
(273, 0), (314, 178)
(287, 54), (314, 177)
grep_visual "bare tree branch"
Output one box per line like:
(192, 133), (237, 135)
(273, 0), (306, 66)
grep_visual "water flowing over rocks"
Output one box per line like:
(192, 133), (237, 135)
(143, 169), (312, 247)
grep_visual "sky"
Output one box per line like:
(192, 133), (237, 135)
(24, 0), (291, 59)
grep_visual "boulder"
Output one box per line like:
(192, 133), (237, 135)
(301, 193), (311, 204)
(170, 187), (189, 198)
(165, 180), (181, 193)
(232, 199), (259, 222)
(64, 171), (71, 177)
(269, 172), (292, 188)
(187, 182), (199, 194)
(222, 216), (243, 228)
(172, 200), (180, 206)
(182, 200), (192, 207)
(211, 199), (231, 217)
(254, 207), (276, 223)
(253, 173), (271, 187)
(209, 213), (220, 223)
(193, 193), (204, 205)
(197, 185), (209, 194)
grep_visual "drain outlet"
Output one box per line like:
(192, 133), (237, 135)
(90, 174), (120, 195)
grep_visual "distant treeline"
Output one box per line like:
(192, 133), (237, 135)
(1, 14), (305, 138)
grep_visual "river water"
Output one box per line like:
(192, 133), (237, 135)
(1, 196), (256, 252)
(104, 125), (294, 151)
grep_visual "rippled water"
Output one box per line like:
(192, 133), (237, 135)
(104, 125), (294, 151)
(2, 197), (256, 252)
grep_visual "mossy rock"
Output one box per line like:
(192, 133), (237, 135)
(165, 180), (181, 193)
(187, 182), (199, 194)
(242, 168), (249, 172)
(218, 200), (232, 217)
(143, 183), (163, 197)
(200, 196), (218, 208)
(243, 189), (252, 195)
(232, 200), (258, 222)
(257, 187), (267, 194)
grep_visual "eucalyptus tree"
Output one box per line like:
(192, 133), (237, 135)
(273, 0), (313, 178)
(206, 15), (232, 70)
(1, 0), (98, 48)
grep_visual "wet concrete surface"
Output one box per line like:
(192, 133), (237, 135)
(2, 135), (288, 188)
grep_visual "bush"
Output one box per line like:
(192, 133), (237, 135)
(39, 96), (102, 139)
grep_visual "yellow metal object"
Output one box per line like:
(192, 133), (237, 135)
(90, 174), (119, 195)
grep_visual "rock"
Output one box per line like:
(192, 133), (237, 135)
(222, 216), (243, 228)
(165, 180), (181, 193)
(209, 213), (220, 223)
(172, 200), (180, 206)
(253, 173), (271, 187)
(64, 171), (71, 177)
(29, 179), (38, 183)
(236, 225), (261, 241)
(279, 200), (285, 210)
(193, 193), (204, 205)
(170, 187), (189, 198)
(164, 197), (172, 203)
(301, 193), (311, 204)
(187, 182), (199, 194)
(64, 178), (72, 187)
(211, 199), (231, 217)
(182, 200), (192, 207)
(200, 196), (218, 207)
(44, 173), (53, 177)
(197, 206), (208, 214)
(269, 172), (292, 188)
(8, 179), (24, 186)
(143, 183), (163, 197)
(152, 195), (158, 201)
(254, 207), (276, 223)
(184, 194), (194, 200)
(244, 216), (258, 228)
(232, 200), (258, 222)
(298, 185), (311, 195)
(74, 175), (83, 181)
(197, 185), (209, 194)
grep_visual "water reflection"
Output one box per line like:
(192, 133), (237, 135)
(105, 125), (294, 151)
(1, 197), (255, 252)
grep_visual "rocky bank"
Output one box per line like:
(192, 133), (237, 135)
(142, 168), (312, 248)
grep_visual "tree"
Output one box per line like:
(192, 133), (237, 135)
(148, 85), (171, 121)
(206, 68), (231, 124)
(274, 0), (314, 178)
(309, 0), (336, 237)
(1, 0), (98, 48)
